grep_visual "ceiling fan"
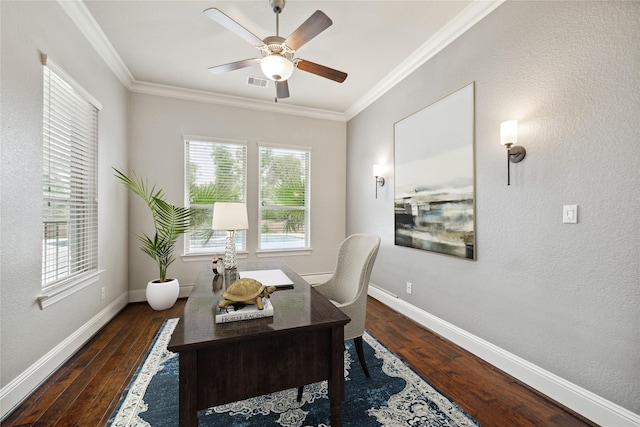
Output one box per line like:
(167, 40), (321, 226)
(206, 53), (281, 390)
(204, 0), (348, 101)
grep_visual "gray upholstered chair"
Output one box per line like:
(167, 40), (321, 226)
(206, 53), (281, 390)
(297, 233), (381, 401)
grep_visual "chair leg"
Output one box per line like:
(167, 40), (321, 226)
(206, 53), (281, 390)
(297, 386), (303, 402)
(354, 336), (370, 378)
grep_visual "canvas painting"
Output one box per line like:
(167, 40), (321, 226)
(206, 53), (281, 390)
(394, 83), (475, 259)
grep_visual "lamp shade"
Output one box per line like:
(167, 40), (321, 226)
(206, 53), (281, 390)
(373, 164), (383, 178)
(260, 54), (294, 81)
(500, 120), (518, 146)
(212, 202), (248, 230)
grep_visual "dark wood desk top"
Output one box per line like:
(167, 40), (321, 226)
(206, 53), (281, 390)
(168, 260), (350, 353)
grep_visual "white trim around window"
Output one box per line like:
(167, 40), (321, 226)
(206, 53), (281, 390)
(40, 54), (101, 306)
(257, 142), (311, 252)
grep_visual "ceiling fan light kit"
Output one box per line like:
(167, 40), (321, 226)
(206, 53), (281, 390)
(204, 0), (347, 101)
(260, 54), (294, 81)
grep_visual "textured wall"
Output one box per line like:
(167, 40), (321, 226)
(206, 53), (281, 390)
(125, 93), (347, 293)
(347, 1), (639, 413)
(1, 1), (129, 388)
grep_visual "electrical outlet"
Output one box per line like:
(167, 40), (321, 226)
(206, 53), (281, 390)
(406, 282), (412, 294)
(100, 287), (105, 300)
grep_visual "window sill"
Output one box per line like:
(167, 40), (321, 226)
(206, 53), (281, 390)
(181, 252), (249, 263)
(255, 248), (312, 257)
(180, 249), (312, 262)
(39, 270), (104, 309)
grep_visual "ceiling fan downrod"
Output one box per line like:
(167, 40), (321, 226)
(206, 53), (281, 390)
(271, 0), (285, 36)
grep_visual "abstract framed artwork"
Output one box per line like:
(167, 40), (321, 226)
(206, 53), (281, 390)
(393, 82), (476, 260)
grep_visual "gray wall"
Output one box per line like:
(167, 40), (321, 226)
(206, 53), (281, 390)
(1, 0), (129, 396)
(0, 0), (345, 412)
(347, 1), (639, 414)
(347, 2), (640, 413)
(125, 92), (346, 294)
(2, 0), (638, 420)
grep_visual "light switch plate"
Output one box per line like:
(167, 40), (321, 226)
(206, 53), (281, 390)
(563, 205), (578, 224)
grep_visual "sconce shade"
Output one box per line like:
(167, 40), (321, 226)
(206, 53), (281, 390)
(500, 120), (518, 146)
(212, 202), (248, 230)
(260, 55), (294, 81)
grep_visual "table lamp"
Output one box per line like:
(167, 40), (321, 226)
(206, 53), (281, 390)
(211, 202), (248, 269)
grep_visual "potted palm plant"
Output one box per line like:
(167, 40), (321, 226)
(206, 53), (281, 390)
(114, 168), (192, 310)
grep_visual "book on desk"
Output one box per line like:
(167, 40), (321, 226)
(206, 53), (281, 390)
(215, 298), (274, 323)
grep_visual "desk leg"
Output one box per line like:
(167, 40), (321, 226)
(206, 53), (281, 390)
(328, 326), (344, 427)
(178, 350), (198, 427)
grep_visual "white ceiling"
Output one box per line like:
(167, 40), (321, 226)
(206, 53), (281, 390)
(73, 0), (501, 120)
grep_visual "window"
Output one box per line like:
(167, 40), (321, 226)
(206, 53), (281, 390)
(259, 144), (310, 251)
(42, 56), (101, 289)
(184, 137), (247, 254)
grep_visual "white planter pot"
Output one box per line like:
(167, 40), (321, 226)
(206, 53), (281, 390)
(146, 278), (179, 311)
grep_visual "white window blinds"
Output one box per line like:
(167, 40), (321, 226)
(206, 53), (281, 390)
(259, 144), (310, 250)
(184, 137), (247, 254)
(42, 56), (100, 288)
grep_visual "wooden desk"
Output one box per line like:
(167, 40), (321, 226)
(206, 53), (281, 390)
(168, 261), (350, 426)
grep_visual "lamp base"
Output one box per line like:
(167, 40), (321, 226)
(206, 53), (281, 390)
(223, 230), (237, 270)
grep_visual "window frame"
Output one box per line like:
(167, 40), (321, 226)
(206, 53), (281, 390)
(183, 135), (248, 256)
(257, 142), (311, 253)
(40, 55), (102, 308)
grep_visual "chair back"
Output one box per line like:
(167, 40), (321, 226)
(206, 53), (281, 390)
(332, 234), (380, 301)
(328, 234), (380, 339)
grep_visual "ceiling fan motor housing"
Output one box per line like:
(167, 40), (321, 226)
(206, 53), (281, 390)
(262, 36), (293, 57)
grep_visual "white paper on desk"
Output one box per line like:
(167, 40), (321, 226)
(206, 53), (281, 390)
(239, 269), (294, 287)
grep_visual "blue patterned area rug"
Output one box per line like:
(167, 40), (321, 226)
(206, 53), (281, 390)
(108, 319), (480, 427)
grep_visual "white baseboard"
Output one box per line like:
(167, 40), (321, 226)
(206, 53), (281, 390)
(0, 292), (129, 420)
(367, 285), (640, 427)
(128, 284), (193, 303)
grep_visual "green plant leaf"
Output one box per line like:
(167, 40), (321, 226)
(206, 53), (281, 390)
(114, 167), (193, 282)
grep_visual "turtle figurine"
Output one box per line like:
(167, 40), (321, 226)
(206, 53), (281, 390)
(219, 278), (276, 310)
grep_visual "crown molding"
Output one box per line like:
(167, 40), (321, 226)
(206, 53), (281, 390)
(57, 0), (134, 88)
(58, 0), (502, 123)
(57, 0), (345, 122)
(344, 0), (505, 121)
(129, 80), (347, 122)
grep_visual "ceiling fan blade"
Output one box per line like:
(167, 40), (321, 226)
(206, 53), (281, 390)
(284, 10), (332, 51)
(203, 8), (264, 47)
(276, 80), (290, 99)
(208, 58), (260, 74)
(295, 59), (347, 83)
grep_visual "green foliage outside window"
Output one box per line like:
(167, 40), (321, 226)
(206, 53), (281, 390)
(259, 147), (309, 249)
(185, 141), (246, 252)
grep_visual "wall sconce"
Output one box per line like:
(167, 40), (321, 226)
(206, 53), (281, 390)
(373, 164), (385, 198)
(212, 202), (248, 270)
(500, 120), (526, 185)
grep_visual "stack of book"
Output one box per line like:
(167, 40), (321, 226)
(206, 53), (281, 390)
(215, 298), (274, 323)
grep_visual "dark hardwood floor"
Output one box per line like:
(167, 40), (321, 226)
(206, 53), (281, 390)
(2, 297), (596, 426)
(364, 297), (596, 427)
